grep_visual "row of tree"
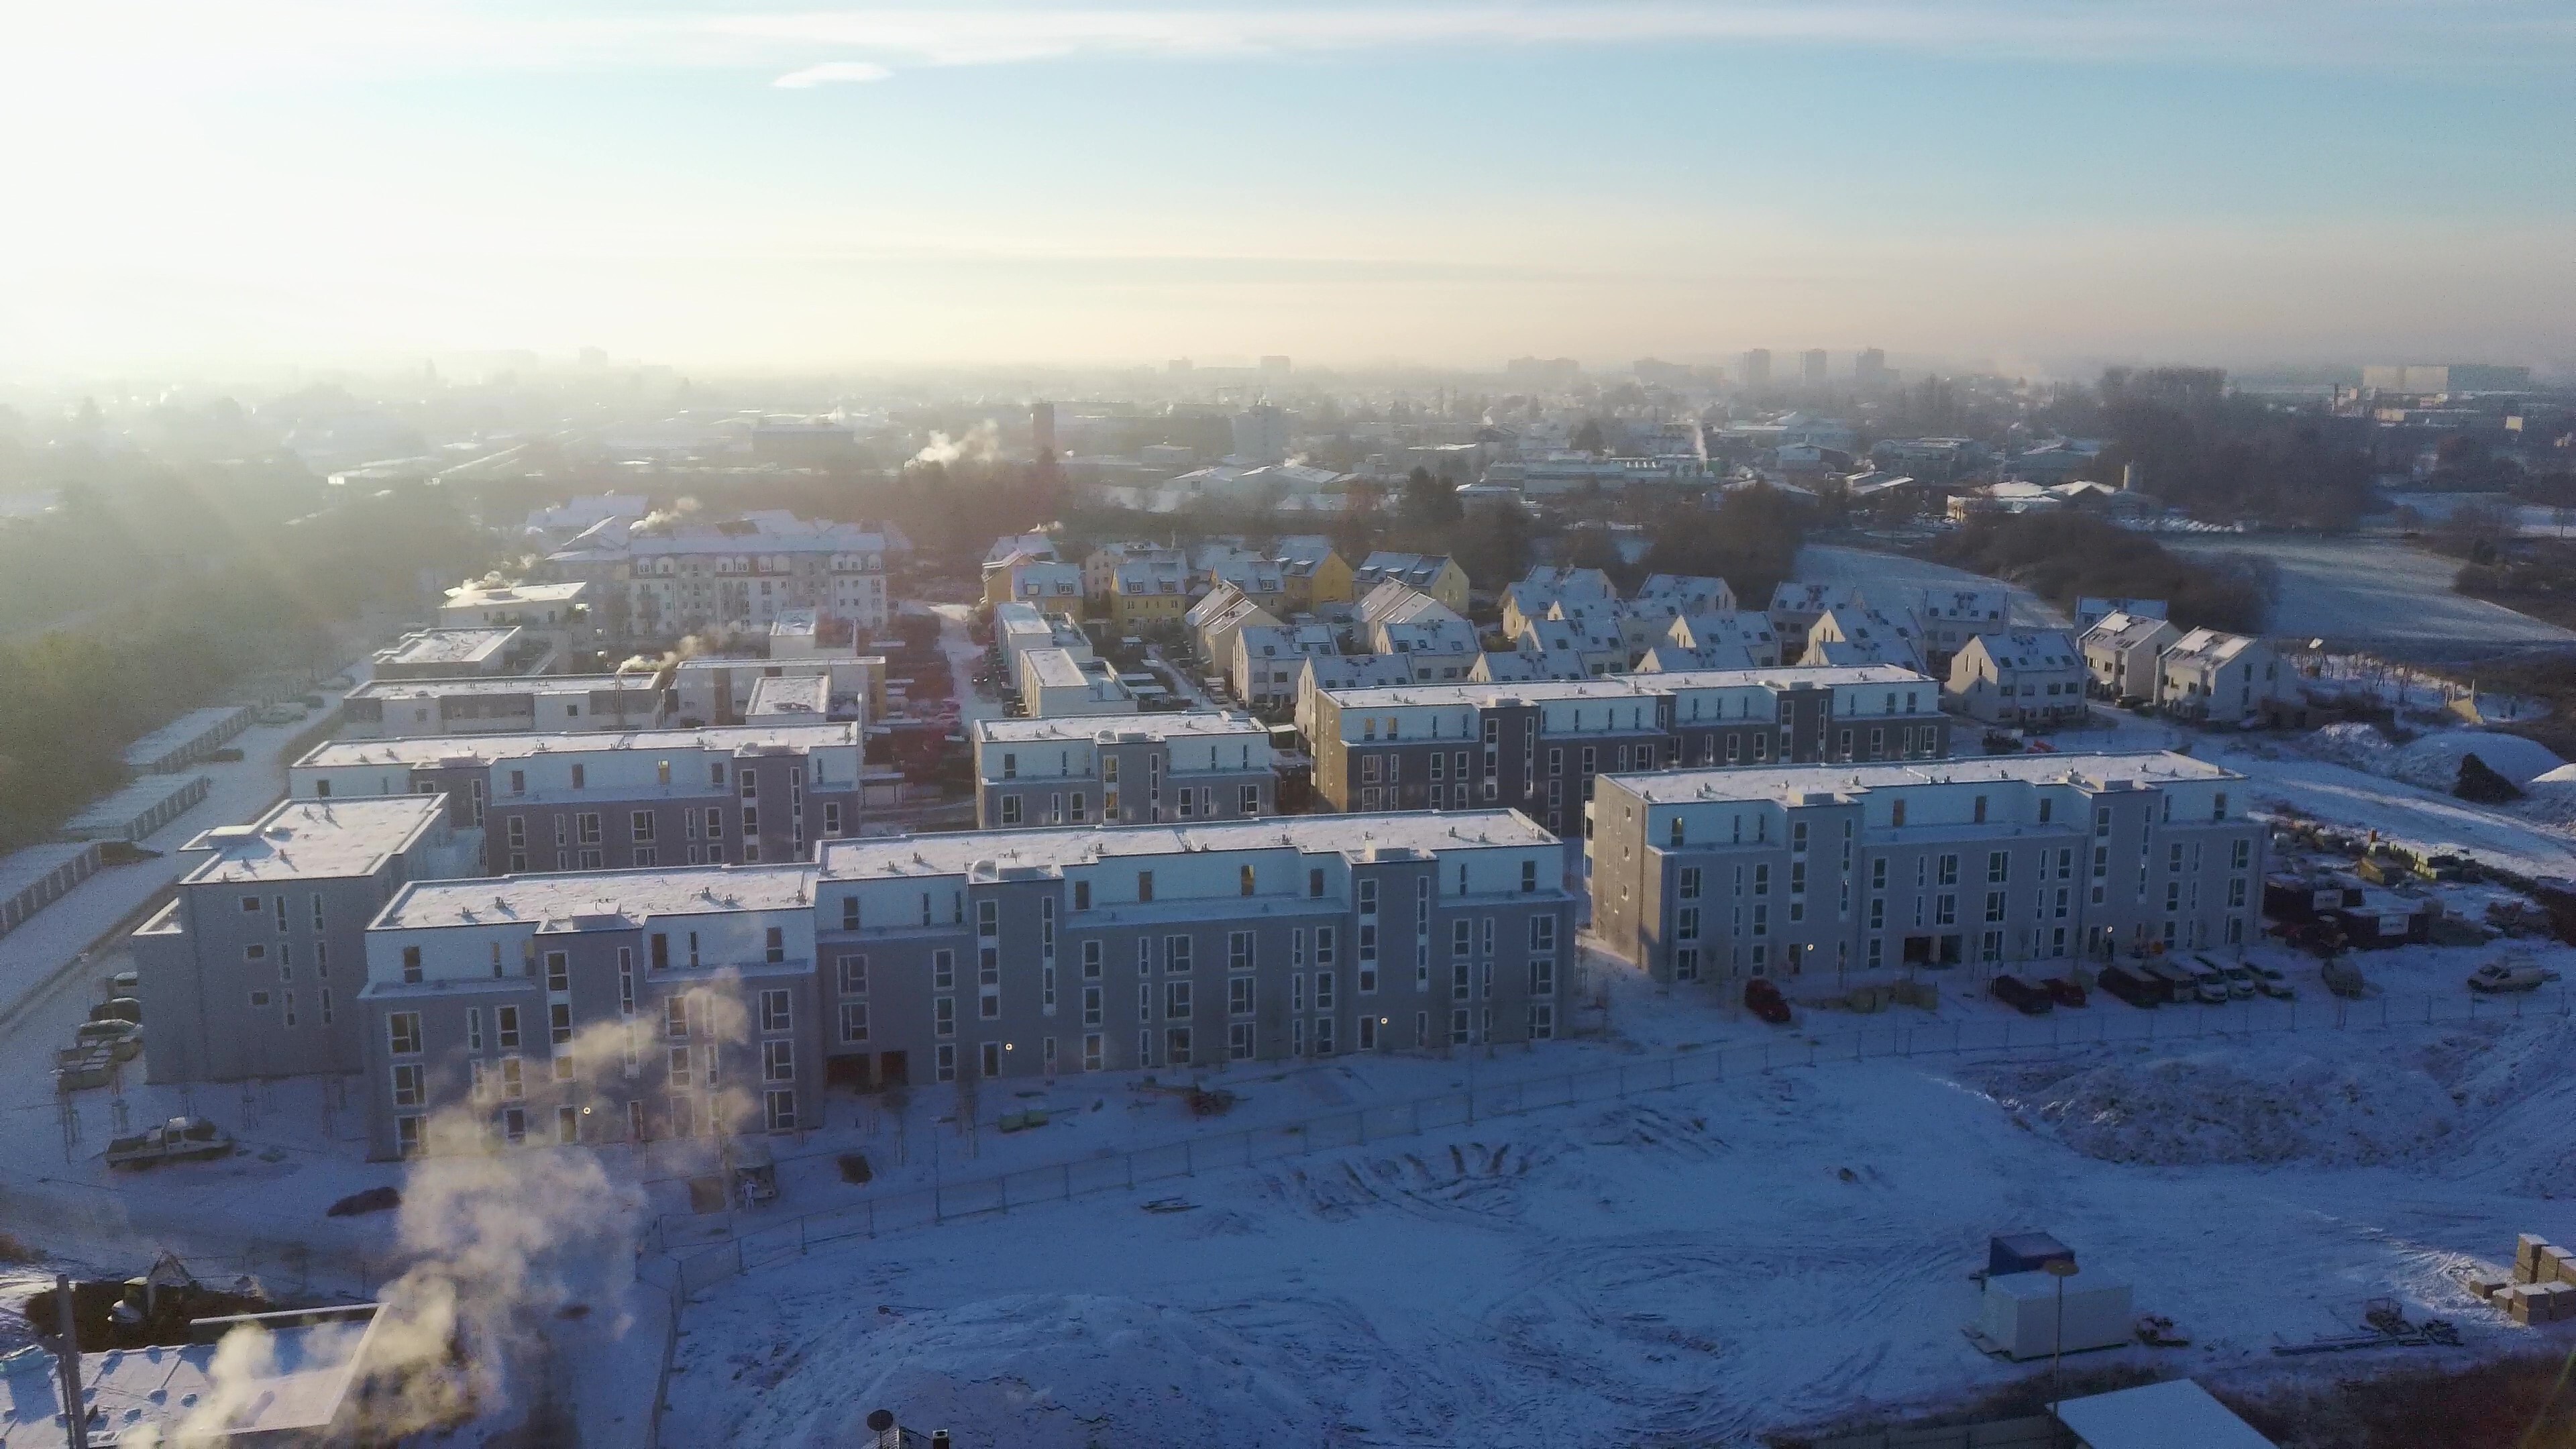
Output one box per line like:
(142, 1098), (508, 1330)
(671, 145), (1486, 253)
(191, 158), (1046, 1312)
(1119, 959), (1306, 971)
(1930, 514), (2272, 635)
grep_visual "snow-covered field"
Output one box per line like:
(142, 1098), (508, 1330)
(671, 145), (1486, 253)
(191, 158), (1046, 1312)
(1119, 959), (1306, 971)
(2164, 535), (2576, 657)
(1793, 545), (2066, 628)
(658, 976), (2576, 1449)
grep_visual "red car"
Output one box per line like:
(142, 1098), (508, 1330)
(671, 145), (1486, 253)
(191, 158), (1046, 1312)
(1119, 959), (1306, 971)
(2041, 976), (2089, 1008)
(1743, 977), (1793, 1024)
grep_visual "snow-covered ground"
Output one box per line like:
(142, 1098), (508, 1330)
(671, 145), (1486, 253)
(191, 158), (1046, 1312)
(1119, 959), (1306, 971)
(655, 959), (2576, 1448)
(1794, 545), (2067, 629)
(2164, 535), (2576, 657)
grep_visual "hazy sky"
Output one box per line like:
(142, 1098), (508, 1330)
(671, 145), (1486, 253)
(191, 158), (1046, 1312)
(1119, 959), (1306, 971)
(5, 1), (2571, 375)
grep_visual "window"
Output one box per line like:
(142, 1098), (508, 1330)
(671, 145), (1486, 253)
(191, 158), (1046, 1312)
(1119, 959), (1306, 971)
(1228, 976), (1255, 1016)
(761, 989), (792, 1032)
(545, 951), (569, 992)
(1074, 879), (1091, 910)
(1315, 971), (1336, 1010)
(1167, 935), (1191, 972)
(1165, 979), (1192, 1019)
(1229, 930), (1254, 971)
(934, 996), (955, 1037)
(390, 1063), (425, 1107)
(762, 1039), (796, 1082)
(400, 945), (421, 983)
(1000, 796), (1022, 825)
(631, 810), (655, 842)
(765, 926), (786, 963)
(497, 1005), (521, 1049)
(388, 1012), (423, 1055)
(839, 1002), (869, 1042)
(1138, 870), (1155, 902)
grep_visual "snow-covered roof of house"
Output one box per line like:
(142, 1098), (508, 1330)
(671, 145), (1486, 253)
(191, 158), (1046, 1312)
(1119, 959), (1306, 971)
(1471, 649), (1593, 682)
(1605, 749), (2237, 804)
(2083, 612), (2181, 650)
(975, 712), (1268, 745)
(1237, 623), (1338, 659)
(2162, 628), (2263, 669)
(1966, 629), (2082, 671)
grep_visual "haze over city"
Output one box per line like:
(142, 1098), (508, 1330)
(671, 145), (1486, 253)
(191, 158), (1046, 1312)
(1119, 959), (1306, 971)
(5, 0), (2572, 375)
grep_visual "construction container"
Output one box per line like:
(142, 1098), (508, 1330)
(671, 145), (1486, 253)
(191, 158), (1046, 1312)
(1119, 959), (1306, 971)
(2540, 1283), (2576, 1323)
(2467, 1272), (2512, 1302)
(2504, 1287), (2538, 1325)
(2542, 1246), (2573, 1284)
(2518, 1234), (2551, 1279)
(1976, 1270), (2134, 1360)
(1988, 1232), (2076, 1277)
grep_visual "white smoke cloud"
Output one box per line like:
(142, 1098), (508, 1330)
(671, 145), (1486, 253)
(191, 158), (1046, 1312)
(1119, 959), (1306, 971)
(912, 419), (1002, 466)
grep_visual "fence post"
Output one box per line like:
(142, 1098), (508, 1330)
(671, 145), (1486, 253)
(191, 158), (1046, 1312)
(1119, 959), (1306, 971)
(1185, 1140), (1195, 1176)
(1065, 1163), (1074, 1201)
(934, 1183), (943, 1224)
(867, 1200), (875, 1239)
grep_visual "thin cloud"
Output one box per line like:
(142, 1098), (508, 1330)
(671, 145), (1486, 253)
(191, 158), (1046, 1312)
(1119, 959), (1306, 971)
(772, 59), (893, 86)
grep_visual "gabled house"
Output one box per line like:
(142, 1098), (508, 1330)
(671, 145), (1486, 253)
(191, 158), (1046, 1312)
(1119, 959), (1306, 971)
(2158, 629), (2292, 725)
(1352, 552), (1472, 614)
(1803, 606), (1927, 672)
(1945, 629), (2088, 727)
(2082, 611), (2182, 702)
(1232, 623), (1340, 711)
(1668, 610), (1782, 668)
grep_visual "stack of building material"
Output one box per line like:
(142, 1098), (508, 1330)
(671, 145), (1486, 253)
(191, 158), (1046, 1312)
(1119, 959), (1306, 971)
(2471, 1235), (2576, 1324)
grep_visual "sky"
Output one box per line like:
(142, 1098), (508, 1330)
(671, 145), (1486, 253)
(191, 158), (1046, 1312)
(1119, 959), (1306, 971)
(3, 0), (2571, 378)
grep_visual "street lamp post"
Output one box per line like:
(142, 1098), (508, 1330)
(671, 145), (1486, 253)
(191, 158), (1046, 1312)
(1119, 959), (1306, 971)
(2045, 1256), (2080, 1419)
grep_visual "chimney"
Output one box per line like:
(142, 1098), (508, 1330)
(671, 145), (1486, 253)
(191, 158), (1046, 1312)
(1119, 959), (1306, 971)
(2120, 462), (2139, 492)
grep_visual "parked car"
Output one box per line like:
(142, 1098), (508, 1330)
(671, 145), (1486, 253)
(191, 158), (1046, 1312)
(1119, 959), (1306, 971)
(105, 969), (140, 996)
(89, 998), (143, 1025)
(2040, 976), (2088, 1008)
(2245, 961), (2296, 1000)
(2197, 955), (2255, 1000)
(1990, 975), (2055, 1016)
(2098, 964), (2162, 1008)
(105, 1116), (233, 1169)
(1743, 977), (1793, 1024)
(2468, 961), (2561, 994)
(2321, 956), (2369, 1000)
(2144, 961), (2204, 1003)
(74, 1020), (142, 1061)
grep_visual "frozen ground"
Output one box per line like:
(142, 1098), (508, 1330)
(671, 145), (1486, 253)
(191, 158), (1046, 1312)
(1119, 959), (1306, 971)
(1792, 545), (2067, 629)
(2164, 535), (2576, 657)
(659, 969), (2576, 1449)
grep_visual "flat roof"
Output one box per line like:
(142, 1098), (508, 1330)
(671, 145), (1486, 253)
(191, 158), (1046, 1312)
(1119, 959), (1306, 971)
(376, 863), (819, 931)
(1324, 663), (1931, 709)
(180, 796), (447, 884)
(349, 673), (657, 701)
(975, 712), (1267, 745)
(0, 1307), (380, 1447)
(0, 840), (98, 894)
(1601, 750), (2237, 804)
(2053, 1379), (2275, 1449)
(122, 705), (251, 759)
(445, 580), (588, 606)
(376, 627), (519, 664)
(299, 722), (857, 769)
(1024, 648), (1116, 690)
(745, 674), (830, 714)
(820, 810), (1557, 879)
(64, 774), (207, 830)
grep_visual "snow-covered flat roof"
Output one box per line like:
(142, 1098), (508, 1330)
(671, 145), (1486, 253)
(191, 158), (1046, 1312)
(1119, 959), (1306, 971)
(2053, 1378), (2276, 1449)
(301, 723), (855, 769)
(1603, 750), (2239, 804)
(1324, 663), (1928, 709)
(350, 673), (655, 700)
(377, 863), (819, 930)
(376, 627), (519, 665)
(1, 1306), (380, 1447)
(975, 712), (1269, 745)
(180, 797), (447, 884)
(820, 811), (1558, 879)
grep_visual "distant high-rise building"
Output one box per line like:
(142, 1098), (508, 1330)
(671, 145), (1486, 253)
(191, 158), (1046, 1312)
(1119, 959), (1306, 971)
(1801, 349), (1828, 385)
(1259, 355), (1292, 376)
(2361, 363), (2531, 394)
(1030, 400), (1057, 457)
(1231, 403), (1292, 465)
(1740, 349), (1772, 386)
(1855, 347), (1890, 386)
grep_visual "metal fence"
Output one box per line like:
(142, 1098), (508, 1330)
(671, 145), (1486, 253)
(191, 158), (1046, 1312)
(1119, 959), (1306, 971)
(660, 983), (2571, 1299)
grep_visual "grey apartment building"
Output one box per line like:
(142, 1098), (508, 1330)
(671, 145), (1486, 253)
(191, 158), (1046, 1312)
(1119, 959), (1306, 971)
(340, 675), (666, 739)
(356, 812), (1574, 1157)
(134, 796), (476, 1084)
(1586, 752), (2265, 985)
(971, 712), (1277, 828)
(359, 866), (825, 1160)
(291, 723), (863, 872)
(1309, 665), (1951, 838)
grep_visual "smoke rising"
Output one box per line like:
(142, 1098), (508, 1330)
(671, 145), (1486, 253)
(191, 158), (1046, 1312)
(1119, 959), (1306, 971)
(912, 420), (1001, 466)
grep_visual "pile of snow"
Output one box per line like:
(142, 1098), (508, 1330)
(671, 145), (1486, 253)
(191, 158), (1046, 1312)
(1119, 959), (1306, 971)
(1988, 1020), (2576, 1171)
(1997, 1049), (2463, 1168)
(715, 1293), (1332, 1449)
(2297, 722), (2563, 793)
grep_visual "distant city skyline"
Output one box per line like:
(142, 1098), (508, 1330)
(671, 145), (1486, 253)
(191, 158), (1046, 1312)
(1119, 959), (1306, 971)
(3, 0), (2570, 375)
